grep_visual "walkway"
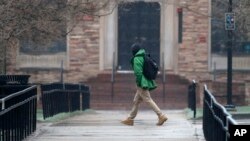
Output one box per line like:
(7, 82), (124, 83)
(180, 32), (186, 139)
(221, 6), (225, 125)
(25, 110), (205, 141)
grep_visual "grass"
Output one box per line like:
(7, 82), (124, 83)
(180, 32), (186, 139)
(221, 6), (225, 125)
(233, 106), (250, 113)
(36, 109), (95, 123)
(185, 106), (250, 120)
(185, 108), (203, 120)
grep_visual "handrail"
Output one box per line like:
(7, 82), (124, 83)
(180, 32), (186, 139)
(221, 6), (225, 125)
(0, 84), (37, 141)
(0, 85), (37, 110)
(41, 82), (89, 92)
(0, 74), (30, 84)
(227, 116), (238, 125)
(0, 95), (37, 116)
(203, 84), (238, 141)
(205, 85), (229, 116)
(41, 82), (90, 119)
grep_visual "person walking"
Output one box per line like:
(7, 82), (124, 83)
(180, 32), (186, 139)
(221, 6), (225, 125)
(121, 43), (168, 126)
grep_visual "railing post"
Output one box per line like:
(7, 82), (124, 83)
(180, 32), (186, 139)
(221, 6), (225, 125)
(111, 52), (115, 102)
(192, 80), (196, 118)
(162, 52), (166, 102)
(1, 99), (4, 110)
(60, 60), (64, 83)
(213, 62), (216, 81)
(188, 80), (196, 118)
(0, 85), (37, 141)
(79, 84), (82, 111)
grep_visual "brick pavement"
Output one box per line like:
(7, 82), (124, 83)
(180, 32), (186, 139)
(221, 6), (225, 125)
(25, 110), (205, 141)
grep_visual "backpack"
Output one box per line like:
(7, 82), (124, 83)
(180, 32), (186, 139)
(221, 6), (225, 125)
(143, 54), (158, 80)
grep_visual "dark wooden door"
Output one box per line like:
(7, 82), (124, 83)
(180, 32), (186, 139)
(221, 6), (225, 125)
(118, 2), (160, 70)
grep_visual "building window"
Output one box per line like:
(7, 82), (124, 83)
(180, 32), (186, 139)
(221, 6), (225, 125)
(17, 0), (67, 69)
(178, 8), (183, 44)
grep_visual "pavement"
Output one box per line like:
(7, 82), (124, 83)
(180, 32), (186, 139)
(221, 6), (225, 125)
(25, 110), (205, 141)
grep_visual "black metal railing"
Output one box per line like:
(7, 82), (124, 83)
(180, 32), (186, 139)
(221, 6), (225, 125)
(188, 80), (196, 118)
(111, 51), (116, 102)
(0, 85), (37, 141)
(203, 85), (238, 141)
(41, 83), (90, 119)
(0, 75), (30, 85)
(162, 52), (166, 102)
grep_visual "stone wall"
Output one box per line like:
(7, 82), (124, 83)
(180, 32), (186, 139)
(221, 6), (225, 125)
(6, 14), (100, 83)
(0, 42), (5, 74)
(212, 71), (250, 83)
(178, 0), (210, 81)
(5, 0), (250, 86)
(66, 15), (100, 83)
(197, 80), (247, 107)
(5, 0), (212, 83)
(245, 81), (250, 105)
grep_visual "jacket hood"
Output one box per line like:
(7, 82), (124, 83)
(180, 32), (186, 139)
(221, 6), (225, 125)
(135, 49), (145, 56)
(131, 43), (142, 56)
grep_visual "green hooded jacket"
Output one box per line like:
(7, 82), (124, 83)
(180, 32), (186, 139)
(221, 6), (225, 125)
(131, 49), (157, 91)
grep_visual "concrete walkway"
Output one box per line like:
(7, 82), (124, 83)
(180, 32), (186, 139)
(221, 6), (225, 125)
(25, 110), (205, 141)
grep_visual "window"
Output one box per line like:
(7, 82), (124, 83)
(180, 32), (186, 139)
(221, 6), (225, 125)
(17, 0), (67, 69)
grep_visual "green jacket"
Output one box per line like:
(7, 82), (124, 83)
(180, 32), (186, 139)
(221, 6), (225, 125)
(131, 49), (157, 91)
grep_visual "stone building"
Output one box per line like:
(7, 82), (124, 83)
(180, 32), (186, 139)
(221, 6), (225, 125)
(5, 0), (250, 107)
(6, 0), (210, 82)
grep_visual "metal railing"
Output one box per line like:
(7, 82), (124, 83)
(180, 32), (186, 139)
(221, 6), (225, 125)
(188, 80), (196, 118)
(41, 83), (90, 119)
(111, 51), (116, 102)
(0, 85), (37, 141)
(161, 52), (166, 102)
(0, 75), (30, 85)
(203, 85), (238, 141)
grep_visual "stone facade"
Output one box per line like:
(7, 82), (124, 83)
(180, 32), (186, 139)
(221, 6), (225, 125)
(178, 0), (210, 81)
(197, 80), (247, 107)
(66, 15), (100, 83)
(4, 0), (250, 86)
(245, 81), (250, 105)
(6, 14), (100, 83)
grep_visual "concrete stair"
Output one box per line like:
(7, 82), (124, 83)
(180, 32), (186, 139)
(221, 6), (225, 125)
(84, 72), (190, 110)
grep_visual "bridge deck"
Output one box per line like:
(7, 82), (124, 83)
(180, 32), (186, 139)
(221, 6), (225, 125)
(25, 110), (205, 141)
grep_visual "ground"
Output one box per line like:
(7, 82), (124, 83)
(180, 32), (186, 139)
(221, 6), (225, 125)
(25, 110), (205, 141)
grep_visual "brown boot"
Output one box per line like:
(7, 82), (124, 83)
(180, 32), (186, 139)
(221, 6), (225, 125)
(121, 118), (134, 126)
(157, 114), (168, 126)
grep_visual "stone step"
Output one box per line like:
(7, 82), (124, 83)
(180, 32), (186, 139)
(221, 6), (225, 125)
(87, 73), (190, 84)
(84, 73), (190, 110)
(88, 83), (188, 92)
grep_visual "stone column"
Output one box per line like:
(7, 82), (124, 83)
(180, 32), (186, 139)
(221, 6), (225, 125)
(100, 8), (117, 70)
(161, 1), (175, 70)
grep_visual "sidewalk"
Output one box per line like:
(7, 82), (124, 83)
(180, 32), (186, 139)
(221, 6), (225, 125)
(25, 110), (205, 141)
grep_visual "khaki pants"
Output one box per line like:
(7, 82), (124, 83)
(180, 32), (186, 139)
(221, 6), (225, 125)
(128, 87), (162, 119)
